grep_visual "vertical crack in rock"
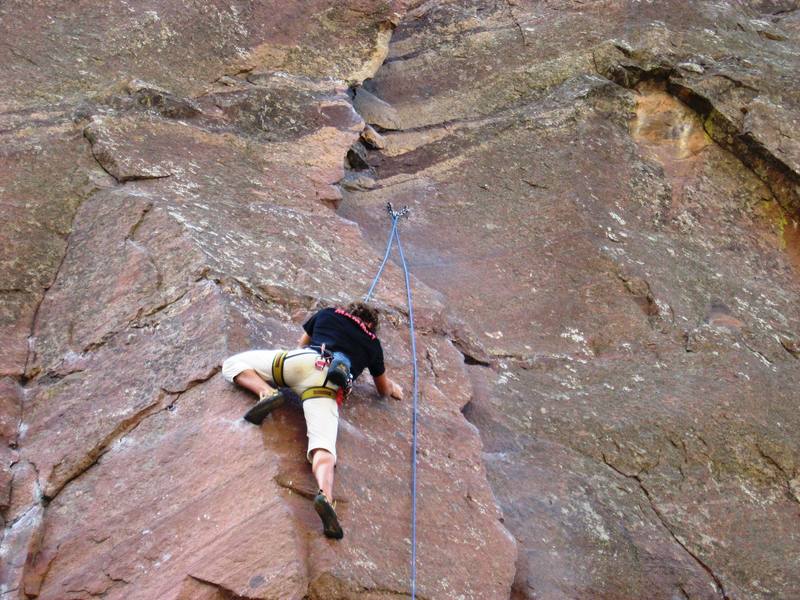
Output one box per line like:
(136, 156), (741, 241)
(755, 443), (799, 505)
(504, 0), (528, 48)
(125, 202), (153, 242)
(82, 126), (121, 184)
(21, 127), (118, 382)
(10, 136), (108, 572)
(22, 228), (74, 382)
(342, 29), (519, 600)
(601, 453), (730, 600)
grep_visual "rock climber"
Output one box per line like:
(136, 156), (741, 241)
(221, 301), (404, 539)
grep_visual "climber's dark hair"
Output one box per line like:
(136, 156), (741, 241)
(345, 301), (380, 333)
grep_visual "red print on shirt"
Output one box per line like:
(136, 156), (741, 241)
(335, 308), (377, 340)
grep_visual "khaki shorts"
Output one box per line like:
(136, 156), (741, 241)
(222, 348), (340, 461)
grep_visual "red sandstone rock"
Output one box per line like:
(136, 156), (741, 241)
(1, 2), (518, 599)
(2, 1), (800, 599)
(343, 1), (800, 598)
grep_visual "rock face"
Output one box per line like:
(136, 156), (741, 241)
(0, 1), (798, 600)
(341, 1), (800, 599)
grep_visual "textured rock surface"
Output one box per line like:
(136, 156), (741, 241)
(342, 1), (800, 599)
(1, 2), (517, 599)
(1, 1), (799, 599)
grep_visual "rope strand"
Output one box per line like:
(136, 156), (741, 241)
(363, 215), (399, 302)
(395, 224), (419, 600)
(362, 203), (418, 599)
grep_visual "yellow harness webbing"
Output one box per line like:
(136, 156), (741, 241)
(300, 386), (338, 402)
(271, 351), (288, 387)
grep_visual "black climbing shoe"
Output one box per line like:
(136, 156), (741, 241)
(326, 353), (352, 389)
(314, 491), (343, 539)
(243, 391), (284, 425)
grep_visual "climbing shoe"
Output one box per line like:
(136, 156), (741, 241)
(314, 491), (343, 539)
(243, 390), (284, 425)
(326, 352), (352, 390)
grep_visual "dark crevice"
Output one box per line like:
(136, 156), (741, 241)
(118, 172), (172, 183)
(755, 443), (799, 504)
(160, 365), (221, 395)
(600, 453), (730, 600)
(187, 574), (259, 600)
(40, 396), (166, 502)
(448, 335), (493, 368)
(461, 351), (491, 367)
(273, 474), (318, 501)
(460, 399), (475, 421)
(673, 81), (799, 216)
(125, 202), (153, 241)
(82, 126), (121, 184)
(504, 0), (528, 48)
(607, 63), (799, 218)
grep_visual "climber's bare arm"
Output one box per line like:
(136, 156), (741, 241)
(373, 373), (403, 400)
(298, 332), (312, 347)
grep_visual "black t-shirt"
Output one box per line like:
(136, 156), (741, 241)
(303, 307), (385, 380)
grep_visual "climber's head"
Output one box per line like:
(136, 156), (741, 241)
(345, 301), (380, 333)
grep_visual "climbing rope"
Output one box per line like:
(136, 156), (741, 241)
(363, 202), (419, 599)
(363, 203), (408, 302)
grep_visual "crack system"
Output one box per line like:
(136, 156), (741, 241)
(41, 364), (221, 503)
(12, 6), (798, 600)
(600, 452), (730, 600)
(345, 14), (800, 600)
(755, 443), (799, 505)
(186, 574), (257, 600)
(605, 62), (800, 221)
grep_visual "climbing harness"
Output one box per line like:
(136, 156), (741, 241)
(271, 350), (288, 387)
(270, 348), (348, 405)
(300, 386), (339, 402)
(364, 202), (420, 600)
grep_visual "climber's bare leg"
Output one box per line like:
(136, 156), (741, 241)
(234, 369), (276, 398)
(311, 449), (335, 501)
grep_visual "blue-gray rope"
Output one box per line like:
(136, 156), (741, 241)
(363, 211), (400, 303)
(363, 203), (418, 599)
